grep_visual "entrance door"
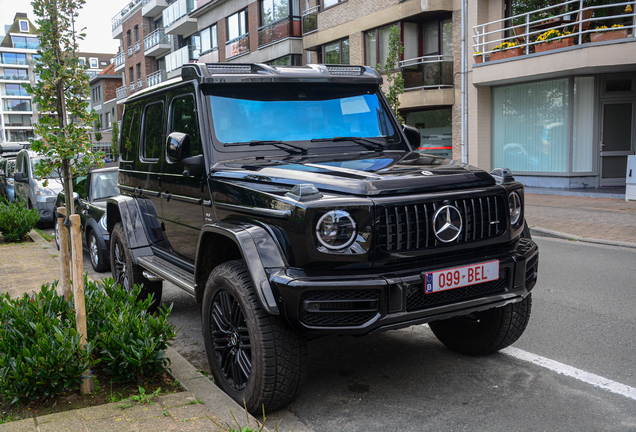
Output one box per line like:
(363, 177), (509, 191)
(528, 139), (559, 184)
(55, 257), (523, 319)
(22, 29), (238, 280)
(600, 102), (635, 186)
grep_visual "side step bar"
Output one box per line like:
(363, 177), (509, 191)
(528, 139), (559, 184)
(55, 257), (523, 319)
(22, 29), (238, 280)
(137, 255), (196, 295)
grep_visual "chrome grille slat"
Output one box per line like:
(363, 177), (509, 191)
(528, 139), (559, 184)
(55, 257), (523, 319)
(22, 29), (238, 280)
(405, 206), (411, 249)
(395, 207), (401, 250)
(414, 205), (420, 248)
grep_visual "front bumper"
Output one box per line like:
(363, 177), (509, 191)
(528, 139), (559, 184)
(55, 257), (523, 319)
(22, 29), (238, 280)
(35, 197), (56, 223)
(270, 238), (538, 337)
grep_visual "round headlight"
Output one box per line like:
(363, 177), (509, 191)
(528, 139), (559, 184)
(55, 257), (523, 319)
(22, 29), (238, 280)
(508, 192), (522, 226)
(315, 210), (357, 250)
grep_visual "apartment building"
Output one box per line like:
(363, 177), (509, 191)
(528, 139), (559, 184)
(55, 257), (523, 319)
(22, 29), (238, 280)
(302, 0), (458, 159)
(90, 63), (123, 158)
(0, 13), (39, 147)
(468, 0), (636, 188)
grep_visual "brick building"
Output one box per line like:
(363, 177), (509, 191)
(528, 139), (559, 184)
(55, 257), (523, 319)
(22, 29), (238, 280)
(90, 63), (123, 159)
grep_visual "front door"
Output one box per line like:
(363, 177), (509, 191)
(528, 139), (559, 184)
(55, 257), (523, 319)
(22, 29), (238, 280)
(600, 101), (635, 186)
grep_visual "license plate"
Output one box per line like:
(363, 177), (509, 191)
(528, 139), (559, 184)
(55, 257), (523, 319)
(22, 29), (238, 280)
(423, 260), (499, 294)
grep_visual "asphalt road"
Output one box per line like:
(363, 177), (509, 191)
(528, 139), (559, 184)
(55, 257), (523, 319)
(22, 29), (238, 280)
(71, 232), (636, 431)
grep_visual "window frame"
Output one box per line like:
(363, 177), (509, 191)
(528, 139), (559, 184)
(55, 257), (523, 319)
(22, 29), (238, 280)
(227, 9), (248, 42)
(167, 93), (201, 165)
(140, 101), (164, 163)
(19, 20), (29, 33)
(323, 38), (349, 65)
(321, 0), (346, 11)
(89, 57), (98, 68)
(259, 0), (291, 27)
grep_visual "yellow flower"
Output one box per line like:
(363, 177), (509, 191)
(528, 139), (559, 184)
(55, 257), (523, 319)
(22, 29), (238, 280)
(625, 5), (632, 12)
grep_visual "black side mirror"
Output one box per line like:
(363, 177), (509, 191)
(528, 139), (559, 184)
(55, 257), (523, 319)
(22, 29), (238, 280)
(402, 124), (421, 150)
(166, 132), (191, 163)
(182, 154), (205, 177)
(14, 172), (28, 184)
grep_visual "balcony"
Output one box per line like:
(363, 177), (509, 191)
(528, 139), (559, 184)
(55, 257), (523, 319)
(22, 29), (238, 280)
(0, 57), (28, 67)
(127, 46), (133, 57)
(198, 48), (218, 63)
(116, 86), (128, 100)
(130, 82), (135, 93)
(137, 78), (143, 90)
(0, 73), (29, 81)
(163, 0), (197, 36)
(114, 51), (126, 72)
(146, 69), (166, 88)
(142, 0), (168, 18)
(111, 0), (144, 38)
(302, 5), (319, 35)
(473, 0), (636, 65)
(144, 28), (171, 57)
(165, 45), (199, 73)
(400, 56), (453, 89)
(135, 41), (141, 53)
(258, 17), (302, 47)
(225, 34), (250, 60)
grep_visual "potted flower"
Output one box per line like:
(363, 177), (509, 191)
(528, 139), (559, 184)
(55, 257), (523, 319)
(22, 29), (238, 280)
(489, 42), (524, 61)
(473, 51), (484, 64)
(534, 29), (574, 53)
(590, 24), (629, 42)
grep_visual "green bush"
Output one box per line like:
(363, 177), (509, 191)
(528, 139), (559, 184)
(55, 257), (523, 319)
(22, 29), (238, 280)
(0, 277), (177, 404)
(0, 198), (40, 242)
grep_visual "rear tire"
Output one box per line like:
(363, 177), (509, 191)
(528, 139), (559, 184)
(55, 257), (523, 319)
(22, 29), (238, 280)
(88, 229), (109, 272)
(110, 222), (162, 312)
(53, 214), (60, 251)
(429, 294), (532, 356)
(202, 260), (307, 414)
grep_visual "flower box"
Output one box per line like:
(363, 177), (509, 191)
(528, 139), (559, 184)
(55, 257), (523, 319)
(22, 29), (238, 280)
(590, 29), (629, 43)
(474, 55), (483, 64)
(534, 37), (574, 53)
(490, 47), (524, 61)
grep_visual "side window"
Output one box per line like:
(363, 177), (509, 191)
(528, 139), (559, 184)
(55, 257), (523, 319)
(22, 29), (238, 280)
(142, 102), (164, 161)
(120, 107), (140, 162)
(170, 95), (201, 158)
(73, 175), (88, 198)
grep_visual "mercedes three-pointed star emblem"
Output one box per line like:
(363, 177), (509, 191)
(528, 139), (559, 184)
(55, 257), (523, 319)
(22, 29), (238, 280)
(433, 205), (463, 243)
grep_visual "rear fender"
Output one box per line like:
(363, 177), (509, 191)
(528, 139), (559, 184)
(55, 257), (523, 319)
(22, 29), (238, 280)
(106, 195), (153, 260)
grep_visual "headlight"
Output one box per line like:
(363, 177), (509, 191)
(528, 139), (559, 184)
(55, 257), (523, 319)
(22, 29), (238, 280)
(35, 186), (55, 196)
(316, 210), (357, 250)
(508, 192), (522, 226)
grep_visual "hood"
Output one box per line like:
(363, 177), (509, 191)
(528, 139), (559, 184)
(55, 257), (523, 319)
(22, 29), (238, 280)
(38, 178), (64, 193)
(210, 151), (496, 196)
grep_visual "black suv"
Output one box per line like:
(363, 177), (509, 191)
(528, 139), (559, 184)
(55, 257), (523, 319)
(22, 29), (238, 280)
(109, 63), (538, 413)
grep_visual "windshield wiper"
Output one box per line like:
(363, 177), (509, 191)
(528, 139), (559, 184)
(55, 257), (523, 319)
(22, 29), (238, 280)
(224, 140), (307, 155)
(310, 136), (386, 151)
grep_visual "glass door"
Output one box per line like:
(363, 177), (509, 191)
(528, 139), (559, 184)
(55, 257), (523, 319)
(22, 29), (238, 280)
(600, 102), (635, 186)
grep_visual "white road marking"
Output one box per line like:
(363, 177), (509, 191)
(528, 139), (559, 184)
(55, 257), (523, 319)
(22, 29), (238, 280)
(502, 346), (636, 401)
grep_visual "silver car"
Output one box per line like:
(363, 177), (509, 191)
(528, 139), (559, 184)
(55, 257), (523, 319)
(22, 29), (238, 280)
(13, 149), (63, 225)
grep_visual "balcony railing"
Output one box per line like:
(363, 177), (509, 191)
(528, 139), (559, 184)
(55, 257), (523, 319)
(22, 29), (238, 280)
(0, 57), (28, 66)
(302, 5), (319, 35)
(137, 78), (143, 89)
(163, 0), (194, 28)
(198, 47), (219, 63)
(473, 0), (636, 64)
(114, 51), (126, 67)
(127, 46), (133, 57)
(146, 69), (166, 87)
(112, 0), (145, 31)
(400, 56), (454, 89)
(130, 82), (135, 93)
(258, 17), (301, 47)
(0, 73), (29, 81)
(144, 28), (170, 50)
(165, 45), (199, 72)
(225, 34), (250, 60)
(12, 42), (39, 50)
(135, 41), (141, 53)
(116, 86), (128, 100)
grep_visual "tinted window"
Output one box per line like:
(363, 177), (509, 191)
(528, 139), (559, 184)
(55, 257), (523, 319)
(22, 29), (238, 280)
(120, 107), (140, 161)
(142, 103), (163, 160)
(171, 95), (201, 158)
(90, 171), (119, 201)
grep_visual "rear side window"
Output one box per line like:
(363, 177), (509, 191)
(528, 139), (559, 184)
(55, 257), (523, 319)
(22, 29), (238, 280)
(142, 102), (164, 161)
(170, 95), (201, 158)
(120, 107), (140, 162)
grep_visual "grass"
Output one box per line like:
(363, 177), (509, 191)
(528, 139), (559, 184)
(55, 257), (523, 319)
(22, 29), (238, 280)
(34, 228), (55, 243)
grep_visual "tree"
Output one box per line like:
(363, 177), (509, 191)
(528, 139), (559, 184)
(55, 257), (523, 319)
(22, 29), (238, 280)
(111, 120), (119, 161)
(94, 119), (103, 143)
(376, 25), (405, 124)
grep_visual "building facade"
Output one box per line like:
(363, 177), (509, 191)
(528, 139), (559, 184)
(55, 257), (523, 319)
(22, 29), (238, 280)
(90, 63), (123, 159)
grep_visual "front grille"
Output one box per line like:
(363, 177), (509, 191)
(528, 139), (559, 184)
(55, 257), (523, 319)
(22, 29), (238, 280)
(525, 254), (539, 289)
(406, 268), (509, 312)
(299, 290), (380, 327)
(378, 195), (505, 251)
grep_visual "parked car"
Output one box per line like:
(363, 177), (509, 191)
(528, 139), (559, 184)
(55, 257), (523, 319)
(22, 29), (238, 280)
(0, 158), (17, 202)
(108, 63), (539, 413)
(54, 165), (119, 272)
(13, 149), (63, 224)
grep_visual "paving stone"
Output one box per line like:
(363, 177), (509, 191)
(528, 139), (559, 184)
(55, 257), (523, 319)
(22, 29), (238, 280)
(123, 403), (166, 421)
(132, 416), (183, 432)
(0, 418), (37, 432)
(36, 417), (86, 432)
(166, 405), (211, 423)
(82, 415), (134, 432)
(159, 392), (197, 408)
(79, 403), (123, 421)
(177, 417), (228, 432)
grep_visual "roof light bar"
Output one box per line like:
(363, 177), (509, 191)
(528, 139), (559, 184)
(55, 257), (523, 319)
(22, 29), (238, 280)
(207, 64), (255, 74)
(326, 66), (365, 76)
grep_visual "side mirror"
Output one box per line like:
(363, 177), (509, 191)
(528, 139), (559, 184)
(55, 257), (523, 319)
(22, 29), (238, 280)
(166, 132), (191, 163)
(14, 172), (28, 184)
(182, 154), (205, 177)
(73, 192), (80, 201)
(402, 124), (421, 150)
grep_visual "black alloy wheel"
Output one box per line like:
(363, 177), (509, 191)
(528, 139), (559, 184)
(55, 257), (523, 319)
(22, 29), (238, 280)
(88, 230), (109, 272)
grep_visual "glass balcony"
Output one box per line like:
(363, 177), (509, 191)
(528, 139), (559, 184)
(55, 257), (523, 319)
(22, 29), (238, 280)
(163, 0), (194, 28)
(0, 73), (29, 81)
(144, 28), (170, 51)
(302, 5), (319, 35)
(4, 86), (29, 96)
(258, 17), (301, 47)
(146, 69), (166, 88)
(0, 55), (28, 66)
(116, 86), (128, 100)
(165, 45), (199, 72)
(225, 34), (249, 60)
(400, 56), (454, 89)
(3, 100), (32, 112)
(112, 0), (144, 31)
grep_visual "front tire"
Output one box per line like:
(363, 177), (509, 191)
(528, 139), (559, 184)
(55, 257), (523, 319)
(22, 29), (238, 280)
(429, 294), (532, 356)
(88, 229), (109, 272)
(202, 260), (307, 414)
(110, 222), (162, 312)
(53, 214), (60, 250)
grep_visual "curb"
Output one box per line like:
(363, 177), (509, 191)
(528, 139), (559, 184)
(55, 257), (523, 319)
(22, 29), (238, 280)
(530, 227), (636, 249)
(29, 229), (61, 263)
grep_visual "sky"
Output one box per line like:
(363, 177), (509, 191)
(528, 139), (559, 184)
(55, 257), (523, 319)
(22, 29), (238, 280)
(0, 0), (126, 54)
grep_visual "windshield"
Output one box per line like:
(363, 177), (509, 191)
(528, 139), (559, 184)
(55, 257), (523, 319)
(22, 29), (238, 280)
(32, 157), (61, 179)
(207, 84), (401, 152)
(90, 170), (119, 201)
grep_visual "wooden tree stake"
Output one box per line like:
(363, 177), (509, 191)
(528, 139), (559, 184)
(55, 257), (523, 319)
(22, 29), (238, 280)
(57, 207), (72, 301)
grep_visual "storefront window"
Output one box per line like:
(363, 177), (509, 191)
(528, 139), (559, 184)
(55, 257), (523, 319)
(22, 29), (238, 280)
(404, 108), (452, 158)
(572, 77), (594, 172)
(492, 78), (569, 173)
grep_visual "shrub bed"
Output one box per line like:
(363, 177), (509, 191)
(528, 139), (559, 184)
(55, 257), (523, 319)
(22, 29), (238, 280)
(0, 198), (40, 242)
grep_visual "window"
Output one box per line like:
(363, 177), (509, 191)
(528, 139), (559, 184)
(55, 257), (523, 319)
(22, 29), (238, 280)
(127, 30), (132, 47)
(365, 26), (393, 68)
(142, 103), (163, 160)
(1, 52), (27, 65)
(404, 108), (452, 158)
(136, 63), (141, 80)
(6, 114), (31, 126)
(269, 54), (302, 66)
(4, 99), (31, 112)
(11, 36), (39, 49)
(227, 10), (248, 41)
(260, 0), (289, 26)
(79, 57), (86, 66)
(201, 24), (218, 53)
(120, 107), (140, 162)
(100, 61), (108, 66)
(170, 95), (201, 158)
(105, 111), (111, 129)
(323, 0), (344, 8)
(129, 67), (134, 84)
(89, 58), (98, 68)
(5, 84), (28, 96)
(134, 25), (139, 42)
(19, 20), (29, 32)
(324, 38), (349, 64)
(3, 68), (27, 79)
